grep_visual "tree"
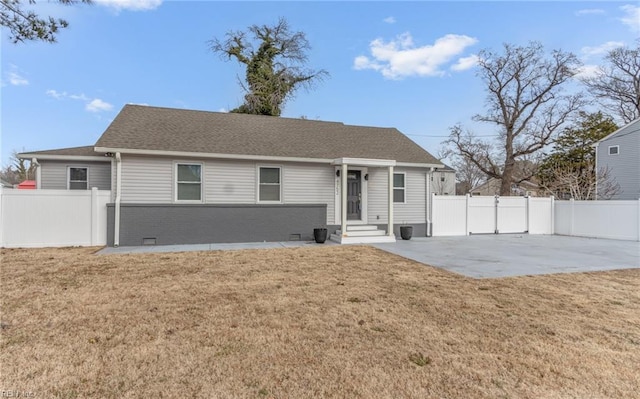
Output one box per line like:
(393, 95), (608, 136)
(210, 17), (328, 116)
(439, 147), (486, 194)
(0, 151), (35, 185)
(537, 111), (619, 199)
(582, 40), (640, 123)
(445, 42), (584, 195)
(1, 0), (91, 43)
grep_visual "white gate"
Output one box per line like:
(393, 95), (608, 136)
(432, 194), (552, 236)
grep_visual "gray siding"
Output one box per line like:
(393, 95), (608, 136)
(106, 203), (327, 246)
(39, 160), (111, 190)
(367, 167), (427, 224)
(205, 159), (255, 203)
(597, 121), (640, 200)
(283, 162), (335, 224)
(120, 156), (173, 202)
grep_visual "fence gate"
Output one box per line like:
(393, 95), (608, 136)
(468, 195), (528, 234)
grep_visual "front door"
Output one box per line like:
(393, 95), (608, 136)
(347, 170), (361, 220)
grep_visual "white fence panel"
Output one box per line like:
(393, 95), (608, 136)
(554, 200), (639, 241)
(432, 195), (467, 236)
(528, 197), (553, 234)
(468, 196), (497, 234)
(0, 188), (111, 248)
(497, 197), (527, 233)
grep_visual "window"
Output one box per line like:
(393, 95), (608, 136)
(608, 145), (619, 155)
(176, 163), (202, 201)
(259, 167), (281, 202)
(68, 167), (88, 190)
(393, 172), (405, 203)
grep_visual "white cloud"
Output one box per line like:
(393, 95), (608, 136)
(451, 54), (478, 71)
(94, 0), (162, 12)
(86, 98), (113, 112)
(353, 32), (478, 79)
(8, 71), (29, 86)
(46, 89), (113, 112)
(218, 107), (229, 113)
(574, 65), (601, 79)
(581, 41), (624, 58)
(620, 4), (640, 32)
(383, 16), (396, 24)
(575, 9), (605, 16)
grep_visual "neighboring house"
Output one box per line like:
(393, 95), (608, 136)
(470, 178), (541, 197)
(19, 104), (446, 246)
(430, 164), (456, 195)
(595, 118), (640, 200)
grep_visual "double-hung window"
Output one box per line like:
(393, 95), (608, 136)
(68, 167), (88, 190)
(608, 145), (619, 155)
(258, 166), (281, 202)
(176, 163), (202, 201)
(393, 172), (406, 203)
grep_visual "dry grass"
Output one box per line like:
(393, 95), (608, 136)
(1, 245), (639, 399)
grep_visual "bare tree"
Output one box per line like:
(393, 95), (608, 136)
(439, 147), (486, 194)
(582, 40), (640, 123)
(0, 151), (34, 184)
(1, 0), (91, 43)
(210, 17), (328, 116)
(539, 162), (620, 200)
(445, 42), (584, 195)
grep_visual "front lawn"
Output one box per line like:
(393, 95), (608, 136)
(1, 246), (638, 398)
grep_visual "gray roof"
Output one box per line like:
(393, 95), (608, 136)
(19, 145), (100, 157)
(95, 105), (442, 165)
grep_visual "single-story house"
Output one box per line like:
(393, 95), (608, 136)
(19, 104), (446, 246)
(594, 118), (640, 200)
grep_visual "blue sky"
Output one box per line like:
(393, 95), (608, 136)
(2, 1), (639, 166)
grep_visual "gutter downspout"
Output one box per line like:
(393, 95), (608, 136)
(426, 167), (433, 236)
(31, 158), (41, 189)
(114, 152), (122, 247)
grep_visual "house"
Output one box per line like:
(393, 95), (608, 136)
(469, 178), (541, 197)
(595, 118), (640, 200)
(19, 104), (445, 246)
(430, 164), (456, 195)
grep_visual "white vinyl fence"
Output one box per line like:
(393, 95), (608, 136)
(432, 195), (639, 241)
(554, 199), (640, 241)
(432, 194), (554, 236)
(0, 188), (110, 248)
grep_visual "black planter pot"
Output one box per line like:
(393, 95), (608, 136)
(313, 228), (328, 244)
(400, 225), (413, 240)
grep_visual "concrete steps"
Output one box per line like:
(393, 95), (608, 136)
(330, 225), (396, 244)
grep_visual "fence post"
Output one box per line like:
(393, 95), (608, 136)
(526, 195), (530, 233)
(550, 196), (555, 235)
(91, 187), (98, 246)
(637, 198), (640, 242)
(569, 198), (575, 236)
(0, 186), (3, 247)
(465, 194), (470, 236)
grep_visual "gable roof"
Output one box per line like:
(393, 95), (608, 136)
(18, 145), (109, 162)
(94, 105), (442, 166)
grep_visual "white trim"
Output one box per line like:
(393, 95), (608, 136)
(174, 161), (204, 203)
(608, 145), (620, 155)
(256, 165), (283, 204)
(96, 147), (334, 164)
(67, 166), (89, 190)
(333, 157), (396, 167)
(19, 154), (109, 162)
(397, 162), (445, 168)
(393, 171), (407, 204)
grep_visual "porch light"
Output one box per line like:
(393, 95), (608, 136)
(364, 174), (369, 180)
(336, 170), (340, 177)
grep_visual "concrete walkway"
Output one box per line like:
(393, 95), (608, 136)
(373, 234), (640, 278)
(97, 234), (639, 279)
(98, 239), (337, 255)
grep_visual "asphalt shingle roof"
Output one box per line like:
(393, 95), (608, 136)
(19, 145), (101, 157)
(94, 105), (442, 165)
